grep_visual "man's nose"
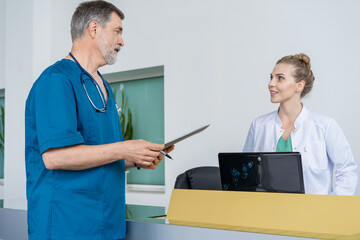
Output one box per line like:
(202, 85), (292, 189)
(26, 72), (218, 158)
(118, 36), (124, 47)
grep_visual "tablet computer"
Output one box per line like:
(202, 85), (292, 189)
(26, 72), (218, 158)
(164, 124), (210, 149)
(218, 152), (305, 193)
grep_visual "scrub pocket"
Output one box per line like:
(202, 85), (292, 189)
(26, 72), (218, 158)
(51, 190), (103, 238)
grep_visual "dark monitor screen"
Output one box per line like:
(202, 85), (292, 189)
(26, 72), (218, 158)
(218, 152), (305, 193)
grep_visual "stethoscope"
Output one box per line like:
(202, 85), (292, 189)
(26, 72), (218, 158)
(69, 52), (107, 112)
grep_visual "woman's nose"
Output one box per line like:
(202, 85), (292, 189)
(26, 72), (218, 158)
(268, 79), (275, 87)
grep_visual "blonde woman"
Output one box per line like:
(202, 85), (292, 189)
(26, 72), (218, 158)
(243, 53), (357, 195)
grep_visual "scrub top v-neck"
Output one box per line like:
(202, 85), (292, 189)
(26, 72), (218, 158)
(276, 136), (293, 152)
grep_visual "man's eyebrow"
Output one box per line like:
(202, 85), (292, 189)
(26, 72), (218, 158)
(115, 26), (123, 31)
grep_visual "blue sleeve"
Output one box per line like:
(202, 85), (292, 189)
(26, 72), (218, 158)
(35, 71), (84, 154)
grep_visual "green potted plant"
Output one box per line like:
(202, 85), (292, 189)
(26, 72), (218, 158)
(113, 90), (133, 141)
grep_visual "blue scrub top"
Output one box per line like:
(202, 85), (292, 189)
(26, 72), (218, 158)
(25, 59), (125, 240)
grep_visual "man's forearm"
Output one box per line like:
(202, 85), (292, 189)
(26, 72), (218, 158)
(41, 139), (165, 171)
(42, 143), (123, 170)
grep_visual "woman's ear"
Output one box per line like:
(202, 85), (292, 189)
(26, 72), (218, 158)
(296, 80), (305, 93)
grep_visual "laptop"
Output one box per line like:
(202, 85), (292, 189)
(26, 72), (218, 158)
(218, 152), (305, 193)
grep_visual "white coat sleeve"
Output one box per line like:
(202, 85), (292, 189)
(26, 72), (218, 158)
(325, 119), (358, 195)
(243, 121), (255, 152)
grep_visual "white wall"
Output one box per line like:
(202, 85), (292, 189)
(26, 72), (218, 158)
(3, 0), (34, 205)
(0, 0), (5, 199)
(0, 0), (5, 89)
(3, 0), (360, 207)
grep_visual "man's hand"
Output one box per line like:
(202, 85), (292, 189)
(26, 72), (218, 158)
(151, 144), (175, 168)
(121, 140), (164, 169)
(124, 142), (175, 170)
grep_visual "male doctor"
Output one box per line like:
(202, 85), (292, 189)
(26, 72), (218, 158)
(25, 1), (173, 239)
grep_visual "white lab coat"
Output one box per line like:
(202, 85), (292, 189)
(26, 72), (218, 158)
(243, 105), (358, 195)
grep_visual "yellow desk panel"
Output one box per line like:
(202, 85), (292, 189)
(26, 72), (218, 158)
(167, 189), (360, 239)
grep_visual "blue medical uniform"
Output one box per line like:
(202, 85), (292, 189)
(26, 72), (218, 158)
(25, 59), (125, 240)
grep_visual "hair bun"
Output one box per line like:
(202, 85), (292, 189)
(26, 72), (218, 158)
(295, 53), (311, 67)
(276, 53), (315, 98)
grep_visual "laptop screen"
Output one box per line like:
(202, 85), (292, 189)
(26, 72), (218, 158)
(218, 152), (305, 193)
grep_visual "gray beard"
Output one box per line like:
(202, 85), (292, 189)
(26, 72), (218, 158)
(100, 35), (117, 65)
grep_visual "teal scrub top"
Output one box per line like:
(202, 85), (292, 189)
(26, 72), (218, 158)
(276, 136), (293, 152)
(25, 59), (125, 240)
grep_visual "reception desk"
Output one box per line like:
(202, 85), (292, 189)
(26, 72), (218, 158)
(166, 190), (360, 240)
(3, 190), (357, 240)
(0, 202), (314, 240)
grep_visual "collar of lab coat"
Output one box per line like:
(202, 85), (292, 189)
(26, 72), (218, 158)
(274, 103), (309, 130)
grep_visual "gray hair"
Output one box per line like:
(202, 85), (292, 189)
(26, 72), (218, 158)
(71, 0), (125, 42)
